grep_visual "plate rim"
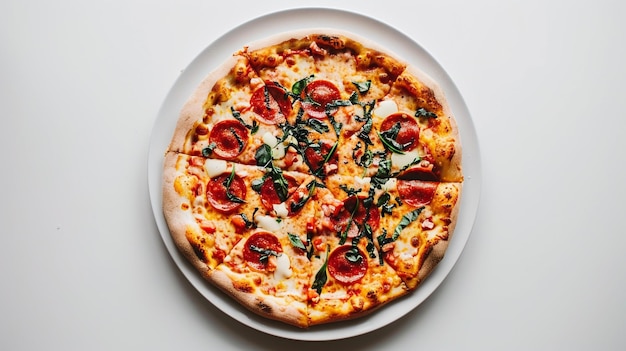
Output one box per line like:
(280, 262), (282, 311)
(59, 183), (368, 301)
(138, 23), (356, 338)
(147, 6), (482, 341)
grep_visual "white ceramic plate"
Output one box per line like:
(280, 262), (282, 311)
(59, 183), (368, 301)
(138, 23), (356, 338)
(148, 7), (481, 341)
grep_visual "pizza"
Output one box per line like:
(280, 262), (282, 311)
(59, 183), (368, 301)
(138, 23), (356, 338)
(162, 29), (463, 328)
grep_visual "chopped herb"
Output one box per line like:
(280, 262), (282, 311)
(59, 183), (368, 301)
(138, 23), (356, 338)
(345, 246), (363, 263)
(201, 142), (217, 157)
(222, 166), (246, 204)
(231, 106), (259, 134)
(307, 118), (330, 134)
(288, 233), (307, 250)
(255, 144), (289, 202)
(370, 158), (392, 189)
(415, 107), (438, 119)
(377, 122), (406, 154)
(352, 80), (371, 94)
(229, 127), (245, 153)
(339, 185), (361, 197)
(376, 192), (397, 217)
(290, 180), (322, 213)
(292, 75), (314, 96)
(239, 210), (257, 229)
(254, 144), (273, 167)
(339, 196), (360, 245)
(251, 178), (265, 193)
(311, 245), (330, 294)
(392, 207), (425, 241)
(249, 245), (280, 264)
(263, 86), (272, 111)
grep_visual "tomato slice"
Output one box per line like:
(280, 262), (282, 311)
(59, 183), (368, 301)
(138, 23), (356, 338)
(301, 79), (341, 119)
(243, 232), (283, 271)
(206, 173), (246, 213)
(208, 119), (249, 160)
(327, 245), (368, 285)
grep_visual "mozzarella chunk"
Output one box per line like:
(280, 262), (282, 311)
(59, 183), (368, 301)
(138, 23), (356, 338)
(381, 178), (397, 192)
(273, 254), (292, 280)
(373, 100), (398, 119)
(204, 159), (228, 178)
(262, 131), (286, 160)
(391, 149), (420, 170)
(255, 215), (282, 232)
(273, 202), (289, 218)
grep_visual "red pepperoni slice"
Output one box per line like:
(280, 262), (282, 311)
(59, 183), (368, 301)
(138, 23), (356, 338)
(331, 196), (380, 237)
(396, 147), (440, 181)
(206, 173), (247, 213)
(398, 165), (438, 181)
(259, 174), (298, 211)
(304, 140), (337, 175)
(250, 82), (291, 125)
(208, 119), (249, 160)
(243, 232), (283, 271)
(397, 180), (437, 207)
(301, 80), (341, 119)
(380, 113), (420, 152)
(328, 245), (368, 285)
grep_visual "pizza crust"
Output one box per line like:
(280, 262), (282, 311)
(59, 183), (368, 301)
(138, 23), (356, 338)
(168, 55), (244, 154)
(162, 152), (212, 279)
(208, 269), (308, 328)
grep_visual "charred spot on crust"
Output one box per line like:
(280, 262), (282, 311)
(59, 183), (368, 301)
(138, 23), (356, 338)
(190, 242), (207, 263)
(257, 301), (272, 314)
(314, 35), (345, 50)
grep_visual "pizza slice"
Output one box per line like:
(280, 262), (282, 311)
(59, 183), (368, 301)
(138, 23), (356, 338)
(382, 65), (463, 182)
(168, 55), (298, 166)
(162, 151), (311, 272)
(305, 181), (409, 325)
(376, 178), (462, 289)
(207, 176), (320, 328)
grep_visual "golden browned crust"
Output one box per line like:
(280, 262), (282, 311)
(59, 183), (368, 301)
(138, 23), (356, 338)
(208, 269), (308, 328)
(168, 55), (243, 154)
(162, 151), (211, 279)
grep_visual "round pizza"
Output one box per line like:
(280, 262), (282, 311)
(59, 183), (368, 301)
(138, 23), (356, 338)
(162, 29), (463, 328)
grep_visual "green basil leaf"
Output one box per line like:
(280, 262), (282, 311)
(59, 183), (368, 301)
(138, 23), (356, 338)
(292, 75), (314, 96)
(307, 118), (330, 134)
(222, 166), (246, 204)
(345, 246), (363, 263)
(288, 233), (307, 250)
(392, 207), (425, 240)
(249, 244), (280, 264)
(415, 107), (438, 119)
(352, 80), (371, 94)
(311, 245), (330, 294)
(255, 144), (272, 167)
(201, 142), (217, 157)
(377, 130), (405, 154)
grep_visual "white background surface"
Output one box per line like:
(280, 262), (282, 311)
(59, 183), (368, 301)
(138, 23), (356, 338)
(2, 0), (625, 350)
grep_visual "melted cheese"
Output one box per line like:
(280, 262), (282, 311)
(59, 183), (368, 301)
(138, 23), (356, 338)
(274, 253), (292, 280)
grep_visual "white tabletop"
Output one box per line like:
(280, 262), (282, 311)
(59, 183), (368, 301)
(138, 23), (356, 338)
(2, 1), (625, 349)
